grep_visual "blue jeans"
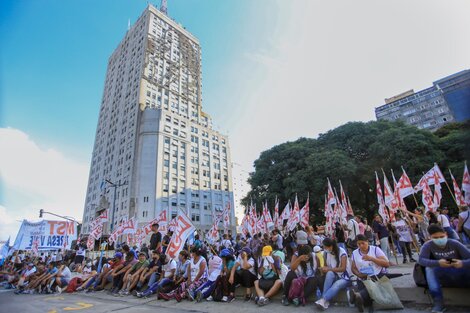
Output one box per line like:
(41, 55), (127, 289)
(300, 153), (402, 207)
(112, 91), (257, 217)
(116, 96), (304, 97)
(379, 237), (391, 259)
(425, 267), (470, 301)
(143, 277), (172, 297)
(322, 271), (351, 302)
(195, 280), (217, 298)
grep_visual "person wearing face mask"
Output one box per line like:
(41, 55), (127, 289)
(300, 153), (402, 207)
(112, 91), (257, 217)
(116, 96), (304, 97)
(418, 224), (470, 313)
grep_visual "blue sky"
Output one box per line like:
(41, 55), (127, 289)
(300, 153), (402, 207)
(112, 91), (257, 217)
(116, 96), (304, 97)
(1, 0), (470, 240)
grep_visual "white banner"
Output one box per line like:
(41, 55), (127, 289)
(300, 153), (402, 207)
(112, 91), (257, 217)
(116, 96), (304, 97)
(13, 220), (77, 251)
(166, 213), (195, 259)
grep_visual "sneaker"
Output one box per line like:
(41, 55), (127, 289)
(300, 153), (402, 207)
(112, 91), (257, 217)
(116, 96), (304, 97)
(206, 295), (213, 301)
(85, 288), (94, 294)
(158, 292), (171, 301)
(221, 296), (228, 302)
(315, 298), (329, 310)
(226, 295), (235, 303)
(431, 300), (446, 313)
(187, 290), (195, 301)
(94, 286), (104, 292)
(56, 286), (63, 294)
(403, 259), (408, 264)
(175, 292), (182, 302)
(354, 291), (364, 313)
(292, 298), (300, 307)
(76, 286), (84, 292)
(410, 258), (417, 262)
(258, 297), (269, 306)
(195, 291), (203, 303)
(254, 296), (259, 304)
(281, 295), (290, 306)
(136, 292), (143, 298)
(122, 290), (130, 296)
(244, 294), (251, 301)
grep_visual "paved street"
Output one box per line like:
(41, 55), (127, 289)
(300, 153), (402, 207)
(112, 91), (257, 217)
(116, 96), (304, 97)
(0, 289), (467, 313)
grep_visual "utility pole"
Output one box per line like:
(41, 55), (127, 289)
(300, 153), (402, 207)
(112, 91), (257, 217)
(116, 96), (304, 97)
(105, 179), (128, 232)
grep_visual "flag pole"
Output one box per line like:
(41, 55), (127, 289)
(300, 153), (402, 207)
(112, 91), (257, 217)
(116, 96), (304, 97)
(446, 169), (460, 206)
(401, 166), (420, 207)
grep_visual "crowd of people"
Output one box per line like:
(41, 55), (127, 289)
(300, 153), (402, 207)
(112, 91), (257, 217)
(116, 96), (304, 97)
(1, 206), (470, 313)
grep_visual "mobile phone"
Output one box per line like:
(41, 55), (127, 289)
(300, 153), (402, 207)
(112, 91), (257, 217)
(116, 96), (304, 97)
(446, 258), (453, 263)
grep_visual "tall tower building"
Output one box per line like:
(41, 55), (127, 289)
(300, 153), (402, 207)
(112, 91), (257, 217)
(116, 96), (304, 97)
(82, 4), (235, 237)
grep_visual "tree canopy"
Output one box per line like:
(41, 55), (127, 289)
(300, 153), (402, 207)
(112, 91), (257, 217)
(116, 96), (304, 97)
(242, 120), (470, 222)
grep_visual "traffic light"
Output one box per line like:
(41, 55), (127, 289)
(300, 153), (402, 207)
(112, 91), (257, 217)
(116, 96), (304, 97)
(39, 209), (43, 218)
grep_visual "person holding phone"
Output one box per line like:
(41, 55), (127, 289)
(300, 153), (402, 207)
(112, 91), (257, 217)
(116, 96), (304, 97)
(419, 224), (470, 313)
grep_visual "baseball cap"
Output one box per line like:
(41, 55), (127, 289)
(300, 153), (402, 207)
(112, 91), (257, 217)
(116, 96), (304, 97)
(313, 246), (322, 253)
(114, 252), (123, 258)
(296, 230), (308, 245)
(241, 247), (251, 255)
(262, 246), (273, 257)
(28, 263), (34, 266)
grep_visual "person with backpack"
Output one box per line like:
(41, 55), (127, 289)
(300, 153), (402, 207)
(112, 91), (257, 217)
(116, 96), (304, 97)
(418, 224), (470, 313)
(315, 238), (352, 310)
(349, 234), (390, 312)
(208, 248), (235, 302)
(282, 244), (320, 306)
(346, 214), (360, 251)
(228, 247), (258, 302)
(253, 246), (286, 306)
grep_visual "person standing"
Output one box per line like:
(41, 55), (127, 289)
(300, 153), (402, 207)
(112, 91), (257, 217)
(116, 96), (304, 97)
(149, 223), (162, 253)
(393, 213), (416, 263)
(372, 215), (391, 259)
(436, 209), (459, 240)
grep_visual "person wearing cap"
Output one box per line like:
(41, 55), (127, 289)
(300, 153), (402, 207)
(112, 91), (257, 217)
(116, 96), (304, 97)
(314, 245), (325, 268)
(136, 253), (176, 298)
(81, 253), (123, 292)
(253, 245), (284, 306)
(194, 250), (223, 302)
(136, 250), (162, 293)
(228, 246), (258, 302)
(118, 252), (150, 296)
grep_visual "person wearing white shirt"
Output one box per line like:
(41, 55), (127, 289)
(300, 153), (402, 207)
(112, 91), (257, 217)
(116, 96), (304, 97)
(458, 206), (470, 240)
(315, 238), (352, 310)
(350, 234), (390, 312)
(437, 209), (459, 240)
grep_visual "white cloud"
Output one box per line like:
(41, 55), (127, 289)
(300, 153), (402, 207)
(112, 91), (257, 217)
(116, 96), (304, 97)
(0, 128), (89, 240)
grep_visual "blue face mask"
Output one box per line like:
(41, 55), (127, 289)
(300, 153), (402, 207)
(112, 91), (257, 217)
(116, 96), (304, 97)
(432, 237), (448, 247)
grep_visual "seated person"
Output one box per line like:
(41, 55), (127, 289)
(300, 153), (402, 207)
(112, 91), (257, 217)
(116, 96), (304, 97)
(110, 253), (138, 295)
(194, 249), (223, 302)
(282, 244), (320, 306)
(254, 247), (288, 306)
(181, 247), (208, 301)
(157, 250), (190, 300)
(40, 262), (60, 294)
(228, 247), (258, 302)
(136, 250), (162, 293)
(350, 234), (390, 312)
(419, 224), (470, 313)
(118, 252), (149, 295)
(53, 261), (72, 293)
(315, 238), (352, 310)
(136, 253), (176, 298)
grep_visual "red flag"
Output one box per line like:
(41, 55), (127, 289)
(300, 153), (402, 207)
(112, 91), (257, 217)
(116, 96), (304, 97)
(299, 196), (310, 229)
(273, 198), (280, 229)
(339, 181), (351, 215)
(166, 213), (196, 259)
(375, 172), (388, 222)
(287, 195), (300, 231)
(450, 170), (465, 206)
(327, 179), (336, 205)
(222, 202), (231, 231)
(415, 164), (446, 191)
(397, 168), (414, 198)
(382, 171), (395, 209)
(463, 163), (470, 205)
(420, 179), (435, 212)
(432, 169), (442, 210)
(347, 196), (354, 216)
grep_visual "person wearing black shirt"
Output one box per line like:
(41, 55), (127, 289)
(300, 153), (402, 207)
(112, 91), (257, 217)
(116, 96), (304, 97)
(149, 223), (162, 253)
(372, 214), (391, 259)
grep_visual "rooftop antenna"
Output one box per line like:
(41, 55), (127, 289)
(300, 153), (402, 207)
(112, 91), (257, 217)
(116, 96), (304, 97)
(161, 0), (168, 15)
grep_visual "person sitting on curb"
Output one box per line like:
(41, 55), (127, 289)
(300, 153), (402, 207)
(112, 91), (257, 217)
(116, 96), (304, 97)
(349, 234), (390, 312)
(418, 224), (470, 313)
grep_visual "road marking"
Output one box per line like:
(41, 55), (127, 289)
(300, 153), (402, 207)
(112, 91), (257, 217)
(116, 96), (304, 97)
(44, 296), (65, 301)
(63, 302), (94, 311)
(47, 310), (57, 313)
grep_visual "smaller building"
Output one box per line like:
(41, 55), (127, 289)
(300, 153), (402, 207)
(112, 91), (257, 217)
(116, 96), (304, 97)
(375, 70), (470, 131)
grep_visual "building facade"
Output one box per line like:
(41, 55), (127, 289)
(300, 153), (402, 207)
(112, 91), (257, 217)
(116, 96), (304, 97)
(375, 69), (470, 131)
(81, 4), (235, 237)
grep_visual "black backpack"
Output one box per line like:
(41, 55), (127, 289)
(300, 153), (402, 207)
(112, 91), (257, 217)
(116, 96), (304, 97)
(212, 275), (226, 301)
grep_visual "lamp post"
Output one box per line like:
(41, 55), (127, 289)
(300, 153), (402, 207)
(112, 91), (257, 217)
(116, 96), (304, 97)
(105, 179), (127, 232)
(39, 209), (81, 225)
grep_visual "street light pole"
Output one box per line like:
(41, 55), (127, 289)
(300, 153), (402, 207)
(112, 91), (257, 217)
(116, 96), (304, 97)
(105, 179), (127, 232)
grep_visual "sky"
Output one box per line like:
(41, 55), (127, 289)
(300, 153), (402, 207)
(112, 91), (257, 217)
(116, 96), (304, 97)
(1, 0), (470, 241)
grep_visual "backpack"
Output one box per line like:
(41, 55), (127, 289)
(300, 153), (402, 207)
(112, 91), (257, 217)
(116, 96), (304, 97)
(211, 275), (227, 302)
(65, 277), (83, 293)
(288, 276), (307, 305)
